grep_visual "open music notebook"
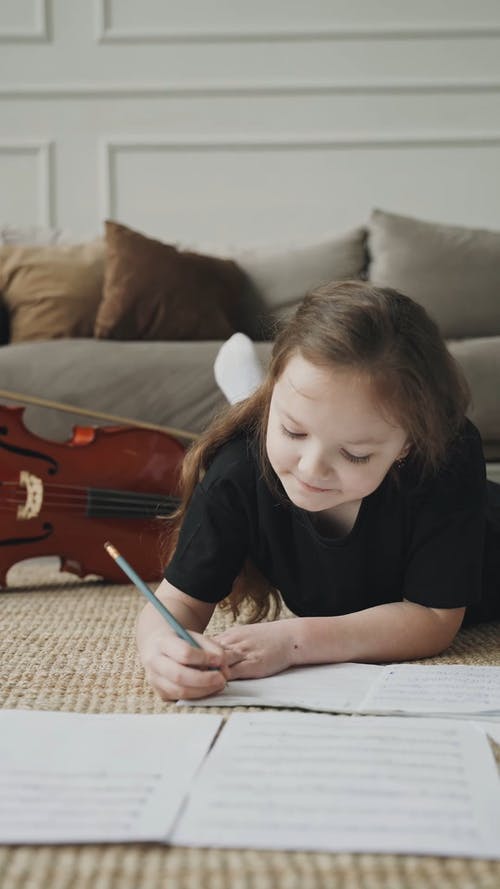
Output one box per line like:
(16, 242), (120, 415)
(1, 709), (500, 857)
(180, 662), (500, 719)
(0, 711), (222, 844)
(173, 712), (500, 858)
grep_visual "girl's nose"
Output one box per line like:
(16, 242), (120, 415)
(298, 448), (332, 483)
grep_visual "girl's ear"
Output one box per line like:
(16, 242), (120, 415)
(397, 441), (412, 461)
(394, 446), (411, 469)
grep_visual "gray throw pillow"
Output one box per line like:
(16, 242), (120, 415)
(368, 209), (500, 338)
(233, 227), (368, 339)
(447, 336), (500, 458)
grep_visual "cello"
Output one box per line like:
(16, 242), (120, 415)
(0, 391), (197, 585)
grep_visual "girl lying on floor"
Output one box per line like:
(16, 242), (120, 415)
(137, 281), (500, 700)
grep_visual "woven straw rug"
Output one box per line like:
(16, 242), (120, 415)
(1, 561), (499, 889)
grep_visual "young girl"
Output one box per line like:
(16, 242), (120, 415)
(137, 281), (500, 701)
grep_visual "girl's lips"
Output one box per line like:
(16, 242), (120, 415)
(294, 475), (335, 493)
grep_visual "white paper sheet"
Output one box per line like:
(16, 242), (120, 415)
(181, 662), (381, 711)
(360, 664), (500, 716)
(172, 712), (500, 857)
(180, 662), (500, 718)
(472, 721), (500, 745)
(0, 710), (222, 844)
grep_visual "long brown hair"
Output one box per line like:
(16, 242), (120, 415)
(166, 281), (470, 620)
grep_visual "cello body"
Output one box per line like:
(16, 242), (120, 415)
(0, 405), (185, 585)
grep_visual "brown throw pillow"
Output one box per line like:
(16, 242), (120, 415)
(94, 221), (245, 341)
(0, 241), (105, 343)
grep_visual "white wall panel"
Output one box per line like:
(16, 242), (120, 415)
(98, 0), (500, 40)
(0, 142), (53, 226)
(0, 0), (499, 240)
(3, 92), (500, 138)
(0, 0), (47, 41)
(100, 138), (500, 245)
(2, 38), (500, 85)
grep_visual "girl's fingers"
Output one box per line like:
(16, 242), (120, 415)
(148, 659), (226, 700)
(150, 673), (215, 702)
(141, 630), (230, 700)
(159, 633), (227, 670)
(226, 658), (262, 681)
(217, 645), (247, 668)
(213, 631), (240, 647)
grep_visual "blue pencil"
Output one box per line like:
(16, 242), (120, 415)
(104, 541), (201, 649)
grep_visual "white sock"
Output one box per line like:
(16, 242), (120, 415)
(214, 333), (265, 404)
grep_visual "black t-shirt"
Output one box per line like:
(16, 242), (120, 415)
(165, 419), (500, 625)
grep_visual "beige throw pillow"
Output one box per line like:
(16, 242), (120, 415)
(368, 209), (500, 339)
(0, 241), (105, 343)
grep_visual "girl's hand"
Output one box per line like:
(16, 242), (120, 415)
(139, 628), (229, 701)
(213, 620), (295, 680)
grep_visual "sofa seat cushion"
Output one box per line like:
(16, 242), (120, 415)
(0, 339), (273, 443)
(0, 337), (498, 460)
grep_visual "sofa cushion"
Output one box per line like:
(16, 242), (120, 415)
(0, 338), (497, 462)
(0, 241), (105, 343)
(94, 221), (246, 341)
(0, 296), (9, 345)
(0, 225), (67, 246)
(447, 336), (500, 457)
(368, 209), (500, 339)
(0, 339), (271, 443)
(233, 227), (368, 339)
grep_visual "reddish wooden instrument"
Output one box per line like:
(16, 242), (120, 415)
(0, 404), (185, 584)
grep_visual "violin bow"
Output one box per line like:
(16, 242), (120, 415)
(0, 388), (199, 443)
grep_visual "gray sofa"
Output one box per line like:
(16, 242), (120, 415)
(0, 209), (499, 480)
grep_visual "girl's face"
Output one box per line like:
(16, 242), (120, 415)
(266, 353), (410, 515)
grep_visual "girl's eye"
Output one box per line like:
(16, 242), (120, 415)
(281, 425), (305, 439)
(342, 451), (371, 464)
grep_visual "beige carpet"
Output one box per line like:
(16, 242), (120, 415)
(1, 562), (499, 889)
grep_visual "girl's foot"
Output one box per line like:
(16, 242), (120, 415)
(214, 333), (264, 404)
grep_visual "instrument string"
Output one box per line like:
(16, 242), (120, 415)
(0, 482), (180, 513)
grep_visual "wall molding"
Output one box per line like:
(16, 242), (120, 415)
(0, 141), (55, 226)
(0, 0), (49, 43)
(100, 134), (500, 218)
(2, 80), (500, 99)
(95, 1), (500, 43)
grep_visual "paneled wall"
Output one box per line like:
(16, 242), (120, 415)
(1, 0), (500, 243)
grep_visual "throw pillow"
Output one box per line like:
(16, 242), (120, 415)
(368, 209), (500, 339)
(447, 336), (500, 456)
(0, 241), (105, 343)
(94, 221), (245, 341)
(233, 227), (368, 339)
(0, 297), (9, 345)
(0, 224), (67, 246)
